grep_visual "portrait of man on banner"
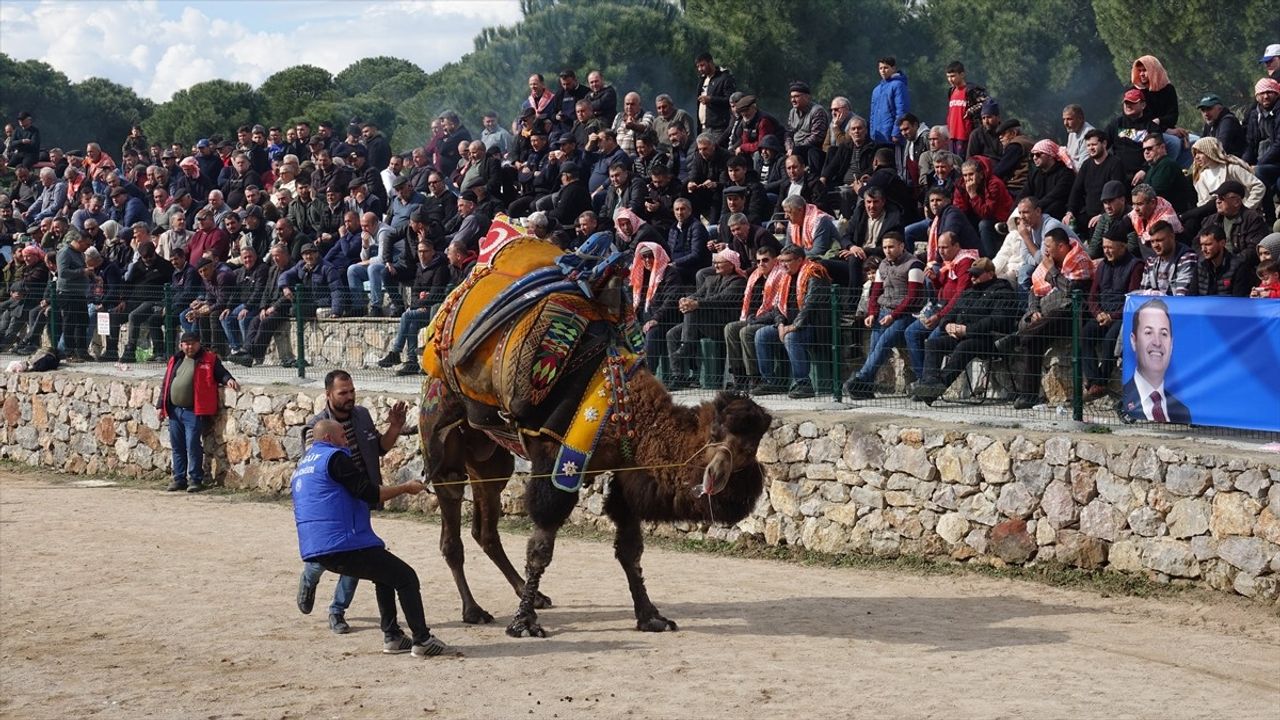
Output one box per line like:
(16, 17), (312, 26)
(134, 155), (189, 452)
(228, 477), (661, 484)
(1121, 298), (1192, 424)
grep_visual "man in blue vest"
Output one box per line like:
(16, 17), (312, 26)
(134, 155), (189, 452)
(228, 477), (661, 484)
(296, 370), (408, 635)
(291, 418), (447, 657)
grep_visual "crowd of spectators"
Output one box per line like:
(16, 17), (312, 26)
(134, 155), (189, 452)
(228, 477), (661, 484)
(1, 45), (1278, 401)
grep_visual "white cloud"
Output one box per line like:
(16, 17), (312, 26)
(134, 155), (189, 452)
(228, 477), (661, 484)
(0, 0), (522, 102)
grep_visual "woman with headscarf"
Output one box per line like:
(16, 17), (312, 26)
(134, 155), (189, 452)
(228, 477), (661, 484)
(628, 241), (689, 375)
(1131, 55), (1178, 131)
(613, 207), (665, 257)
(1189, 136), (1266, 213)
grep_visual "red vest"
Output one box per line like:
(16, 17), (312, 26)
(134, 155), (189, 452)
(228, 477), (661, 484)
(159, 350), (221, 418)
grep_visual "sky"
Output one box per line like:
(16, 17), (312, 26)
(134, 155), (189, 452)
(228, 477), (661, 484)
(0, 0), (524, 102)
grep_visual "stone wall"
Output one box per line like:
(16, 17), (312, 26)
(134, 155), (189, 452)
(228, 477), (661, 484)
(2, 371), (1277, 604)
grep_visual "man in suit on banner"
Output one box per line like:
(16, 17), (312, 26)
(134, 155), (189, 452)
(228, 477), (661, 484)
(1122, 298), (1191, 424)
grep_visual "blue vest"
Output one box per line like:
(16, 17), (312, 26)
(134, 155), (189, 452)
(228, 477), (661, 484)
(291, 441), (383, 560)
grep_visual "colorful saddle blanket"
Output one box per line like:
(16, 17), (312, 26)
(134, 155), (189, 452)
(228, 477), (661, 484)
(423, 234), (643, 491)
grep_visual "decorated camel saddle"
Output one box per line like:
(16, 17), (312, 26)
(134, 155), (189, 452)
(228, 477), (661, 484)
(422, 220), (642, 491)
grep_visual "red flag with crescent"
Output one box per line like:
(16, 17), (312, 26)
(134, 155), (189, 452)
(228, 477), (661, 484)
(478, 216), (522, 264)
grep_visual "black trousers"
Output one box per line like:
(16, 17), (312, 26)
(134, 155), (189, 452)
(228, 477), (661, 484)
(1081, 318), (1124, 387)
(311, 546), (431, 643)
(922, 333), (998, 388)
(59, 292), (88, 354)
(124, 301), (166, 352)
(245, 312), (289, 361)
(1013, 310), (1073, 395)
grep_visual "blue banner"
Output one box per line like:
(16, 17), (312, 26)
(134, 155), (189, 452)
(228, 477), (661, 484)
(1121, 296), (1280, 432)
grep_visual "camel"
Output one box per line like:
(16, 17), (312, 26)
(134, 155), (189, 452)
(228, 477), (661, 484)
(418, 229), (773, 637)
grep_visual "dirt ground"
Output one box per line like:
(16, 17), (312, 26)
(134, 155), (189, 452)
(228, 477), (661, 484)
(1, 470), (1277, 720)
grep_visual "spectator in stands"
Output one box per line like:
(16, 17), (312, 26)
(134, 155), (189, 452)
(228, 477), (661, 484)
(23, 167), (66, 224)
(437, 112), (472, 178)
(11, 111), (39, 168)
(668, 198), (711, 284)
(1084, 181), (1138, 259)
(820, 114), (879, 215)
(869, 56), (910, 146)
(0, 245), (48, 350)
(1138, 220), (1197, 296)
(837, 186), (903, 290)
(785, 82), (829, 172)
(221, 245), (269, 356)
(232, 244), (293, 366)
(1197, 94), (1246, 158)
(1009, 228), (1092, 409)
(944, 62), (986, 156)
(1061, 104), (1094, 170)
(967, 100), (1002, 161)
(442, 190), (487, 253)
(613, 207), (664, 257)
(1010, 196), (1076, 292)
(721, 157), (770, 226)
(1019, 139), (1074, 220)
(106, 185), (145, 229)
(724, 244), (781, 391)
(843, 232), (924, 400)
(905, 231), (975, 383)
(188, 209), (231, 263)
(70, 192), (108, 233)
(1253, 259), (1280, 298)
(1128, 183), (1182, 248)
(993, 119), (1035, 195)
(1134, 134), (1194, 213)
(611, 92), (653, 157)
(55, 230), (93, 361)
(1243, 78), (1280, 219)
(629, 242), (685, 369)
(780, 195), (838, 263)
(547, 162), (591, 232)
(954, 155), (1012, 258)
(729, 95), (779, 159)
(686, 133), (729, 223)
(1196, 224), (1252, 297)
(1197, 179), (1268, 266)
(1131, 55), (1178, 131)
(1064, 129), (1126, 232)
(376, 240), (450, 376)
(693, 52), (735, 145)
(118, 241), (173, 362)
(581, 71), (616, 128)
(665, 248), (747, 389)
(922, 184), (979, 260)
(910, 258), (1019, 405)
(159, 331), (239, 493)
(360, 123), (391, 173)
(348, 212), (393, 316)
(917, 125), (951, 187)
(896, 113), (928, 183)
(750, 244), (829, 399)
(1106, 88), (1159, 177)
(1081, 233), (1142, 400)
(601, 160), (646, 221)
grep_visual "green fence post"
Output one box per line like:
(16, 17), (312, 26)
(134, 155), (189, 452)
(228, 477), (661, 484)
(830, 286), (842, 401)
(163, 284), (174, 358)
(1071, 289), (1083, 422)
(293, 286), (306, 379)
(49, 282), (59, 352)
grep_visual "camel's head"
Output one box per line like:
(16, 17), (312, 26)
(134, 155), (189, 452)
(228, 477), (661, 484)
(700, 391), (772, 497)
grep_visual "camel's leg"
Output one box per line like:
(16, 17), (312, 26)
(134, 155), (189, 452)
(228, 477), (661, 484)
(606, 490), (678, 632)
(436, 478), (493, 624)
(506, 466), (577, 638)
(468, 455), (554, 609)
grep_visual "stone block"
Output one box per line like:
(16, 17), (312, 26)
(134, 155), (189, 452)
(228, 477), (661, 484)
(989, 519), (1036, 563)
(1070, 463), (1099, 504)
(936, 513), (969, 544)
(1257, 508), (1280, 546)
(1043, 436), (1072, 466)
(1167, 498), (1211, 539)
(1217, 537), (1272, 575)
(1127, 507), (1165, 537)
(1055, 530), (1107, 569)
(977, 441), (1011, 483)
(1165, 464), (1211, 497)
(1108, 539), (1144, 573)
(997, 482), (1037, 520)
(959, 492), (998, 526)
(1079, 499), (1126, 542)
(1233, 469), (1268, 499)
(884, 444), (936, 481)
(848, 486), (884, 509)
(1040, 480), (1078, 529)
(843, 433), (883, 471)
(1075, 440), (1108, 467)
(1140, 538), (1201, 578)
(1210, 493), (1261, 537)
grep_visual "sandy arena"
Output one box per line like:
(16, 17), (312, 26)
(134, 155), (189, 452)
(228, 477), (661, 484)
(1, 469), (1277, 719)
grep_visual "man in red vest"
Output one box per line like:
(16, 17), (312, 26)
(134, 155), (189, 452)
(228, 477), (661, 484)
(158, 331), (240, 492)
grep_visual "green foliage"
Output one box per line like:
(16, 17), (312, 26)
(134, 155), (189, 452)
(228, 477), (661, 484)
(334, 57), (426, 98)
(141, 80), (261, 145)
(922, 0), (1119, 136)
(257, 65), (336, 125)
(1092, 0), (1275, 120)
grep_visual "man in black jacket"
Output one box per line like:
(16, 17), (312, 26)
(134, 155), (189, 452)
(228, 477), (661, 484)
(85, 247), (126, 361)
(221, 245), (270, 356)
(664, 249), (747, 388)
(1080, 234), (1142, 399)
(694, 53), (736, 145)
(910, 258), (1019, 404)
(376, 240), (450, 376)
(119, 241), (174, 361)
(1197, 95), (1246, 158)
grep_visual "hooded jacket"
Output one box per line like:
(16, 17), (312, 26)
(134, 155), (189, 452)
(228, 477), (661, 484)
(870, 70), (910, 145)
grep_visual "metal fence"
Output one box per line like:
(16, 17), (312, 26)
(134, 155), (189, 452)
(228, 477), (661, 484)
(9, 279), (1275, 439)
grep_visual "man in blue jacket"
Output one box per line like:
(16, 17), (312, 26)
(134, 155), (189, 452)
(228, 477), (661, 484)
(291, 418), (447, 657)
(870, 56), (910, 146)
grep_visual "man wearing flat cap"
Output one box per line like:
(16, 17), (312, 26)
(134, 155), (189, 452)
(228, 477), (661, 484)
(731, 94), (782, 158)
(785, 81), (829, 171)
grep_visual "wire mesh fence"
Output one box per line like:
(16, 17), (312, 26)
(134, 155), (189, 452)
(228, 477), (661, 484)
(6, 275), (1275, 441)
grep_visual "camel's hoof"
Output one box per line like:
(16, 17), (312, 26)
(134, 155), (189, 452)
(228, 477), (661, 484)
(636, 615), (678, 633)
(462, 606), (494, 625)
(531, 591), (553, 609)
(506, 616), (547, 638)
